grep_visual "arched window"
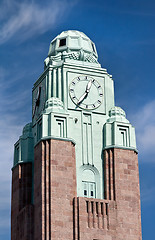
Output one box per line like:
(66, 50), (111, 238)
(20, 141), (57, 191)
(78, 165), (100, 199)
(82, 169), (96, 198)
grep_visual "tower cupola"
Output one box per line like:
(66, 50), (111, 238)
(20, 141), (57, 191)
(44, 30), (99, 67)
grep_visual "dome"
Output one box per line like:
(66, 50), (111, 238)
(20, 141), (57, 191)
(107, 106), (129, 124)
(109, 106), (126, 118)
(47, 30), (98, 62)
(22, 122), (33, 136)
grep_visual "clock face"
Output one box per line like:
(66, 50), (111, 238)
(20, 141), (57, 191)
(69, 76), (103, 110)
(32, 83), (46, 119)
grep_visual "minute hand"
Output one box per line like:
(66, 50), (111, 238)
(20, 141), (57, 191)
(86, 79), (93, 93)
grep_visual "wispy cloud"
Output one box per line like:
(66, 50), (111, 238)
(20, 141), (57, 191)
(0, 0), (75, 44)
(129, 100), (155, 159)
(0, 77), (28, 209)
(0, 0), (77, 231)
(0, 114), (23, 232)
(0, 65), (31, 232)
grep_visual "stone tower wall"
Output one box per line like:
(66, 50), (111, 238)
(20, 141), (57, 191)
(34, 139), (77, 240)
(113, 148), (142, 240)
(11, 142), (142, 240)
(11, 163), (34, 240)
(73, 148), (142, 240)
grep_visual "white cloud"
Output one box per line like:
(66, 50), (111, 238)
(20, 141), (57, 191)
(0, 0), (75, 44)
(129, 100), (155, 159)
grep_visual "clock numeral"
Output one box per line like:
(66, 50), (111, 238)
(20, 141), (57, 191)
(92, 104), (96, 108)
(99, 93), (103, 97)
(92, 79), (95, 83)
(72, 82), (75, 85)
(70, 89), (74, 93)
(98, 86), (101, 89)
(72, 96), (76, 100)
(77, 77), (80, 81)
(98, 100), (101, 104)
(86, 105), (88, 109)
(85, 76), (87, 80)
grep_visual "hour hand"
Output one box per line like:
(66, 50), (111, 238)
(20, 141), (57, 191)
(77, 92), (87, 105)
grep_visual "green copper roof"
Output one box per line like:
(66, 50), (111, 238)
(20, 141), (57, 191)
(13, 123), (34, 168)
(22, 122), (33, 137)
(107, 106), (129, 123)
(47, 30), (98, 63)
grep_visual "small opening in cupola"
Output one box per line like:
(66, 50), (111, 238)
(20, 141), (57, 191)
(59, 38), (66, 47)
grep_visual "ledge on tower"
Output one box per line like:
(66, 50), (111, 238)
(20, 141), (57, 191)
(13, 123), (34, 168)
(103, 106), (137, 152)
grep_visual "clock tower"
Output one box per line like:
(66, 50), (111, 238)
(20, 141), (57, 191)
(11, 30), (142, 240)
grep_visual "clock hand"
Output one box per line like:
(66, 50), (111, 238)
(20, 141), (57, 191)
(86, 79), (93, 93)
(77, 92), (87, 105)
(32, 87), (41, 118)
(36, 87), (41, 106)
(77, 79), (93, 105)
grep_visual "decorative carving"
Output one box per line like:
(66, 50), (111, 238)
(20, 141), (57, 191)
(45, 97), (64, 110)
(44, 50), (99, 68)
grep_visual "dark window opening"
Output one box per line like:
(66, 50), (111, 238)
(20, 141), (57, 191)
(91, 191), (94, 197)
(96, 202), (98, 214)
(101, 202), (103, 215)
(86, 201), (89, 213)
(105, 203), (108, 215)
(91, 202), (94, 213)
(84, 190), (87, 196)
(59, 38), (66, 47)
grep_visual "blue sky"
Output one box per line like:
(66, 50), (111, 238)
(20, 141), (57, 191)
(0, 0), (155, 239)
